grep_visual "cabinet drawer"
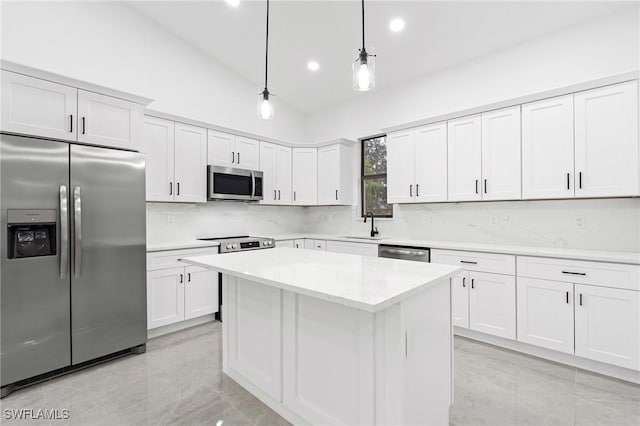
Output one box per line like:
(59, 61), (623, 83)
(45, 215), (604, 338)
(517, 256), (640, 291)
(147, 247), (218, 271)
(313, 240), (327, 251)
(326, 241), (378, 257)
(431, 249), (515, 275)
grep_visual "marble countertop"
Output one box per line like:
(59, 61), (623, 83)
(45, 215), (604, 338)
(272, 234), (640, 264)
(147, 240), (220, 252)
(181, 248), (461, 313)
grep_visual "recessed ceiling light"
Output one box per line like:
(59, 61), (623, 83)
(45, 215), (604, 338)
(307, 61), (320, 72)
(389, 18), (405, 32)
(225, 0), (240, 8)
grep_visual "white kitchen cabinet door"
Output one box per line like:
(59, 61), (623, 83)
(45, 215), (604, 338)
(414, 122), (448, 202)
(522, 95), (575, 199)
(147, 267), (185, 329)
(517, 277), (574, 354)
(207, 130), (236, 167)
(469, 271), (516, 339)
(260, 142), (278, 203)
(292, 148), (317, 205)
(481, 106), (522, 200)
(317, 144), (341, 205)
(303, 239), (315, 250)
(276, 145), (292, 204)
(227, 277), (283, 401)
(387, 130), (415, 204)
(451, 271), (469, 328)
(574, 81), (639, 197)
(235, 136), (260, 170)
(143, 117), (175, 202)
(77, 90), (143, 151)
(294, 239), (305, 249)
(184, 265), (219, 320)
(448, 115), (482, 201)
(1, 70), (77, 141)
(174, 123), (207, 203)
(575, 284), (640, 370)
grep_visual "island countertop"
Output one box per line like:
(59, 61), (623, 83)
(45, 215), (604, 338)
(181, 247), (461, 312)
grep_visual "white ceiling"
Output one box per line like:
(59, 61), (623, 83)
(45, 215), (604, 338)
(128, 1), (634, 114)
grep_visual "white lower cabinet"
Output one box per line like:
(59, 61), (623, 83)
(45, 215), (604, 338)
(451, 271), (470, 328)
(574, 284), (640, 370)
(146, 248), (219, 330)
(325, 241), (378, 257)
(293, 239), (305, 249)
(276, 240), (295, 248)
(469, 271), (516, 339)
(517, 277), (574, 354)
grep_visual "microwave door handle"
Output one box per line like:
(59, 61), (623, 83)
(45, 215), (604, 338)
(250, 171), (255, 198)
(59, 185), (68, 279)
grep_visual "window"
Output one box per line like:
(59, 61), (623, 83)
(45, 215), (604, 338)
(361, 135), (392, 217)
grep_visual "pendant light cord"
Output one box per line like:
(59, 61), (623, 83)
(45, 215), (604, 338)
(264, 0), (270, 91)
(361, 0), (365, 50)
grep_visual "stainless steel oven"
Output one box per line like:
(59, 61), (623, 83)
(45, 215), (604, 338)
(207, 166), (263, 201)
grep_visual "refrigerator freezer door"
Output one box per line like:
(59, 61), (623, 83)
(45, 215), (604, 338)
(0, 134), (71, 386)
(70, 145), (147, 364)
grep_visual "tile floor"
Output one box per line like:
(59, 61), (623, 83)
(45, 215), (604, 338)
(1, 322), (638, 425)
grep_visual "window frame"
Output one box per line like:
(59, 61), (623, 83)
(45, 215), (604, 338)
(360, 135), (393, 218)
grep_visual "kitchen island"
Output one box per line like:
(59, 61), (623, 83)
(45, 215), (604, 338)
(182, 248), (460, 425)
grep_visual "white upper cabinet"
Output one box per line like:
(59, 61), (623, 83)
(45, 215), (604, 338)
(144, 116), (175, 202)
(77, 90), (143, 151)
(387, 130), (415, 204)
(522, 95), (575, 199)
(574, 284), (639, 370)
(414, 122), (448, 202)
(481, 106), (521, 200)
(207, 131), (259, 170)
(574, 81), (639, 197)
(260, 141), (292, 204)
(1, 70), (77, 141)
(317, 144), (353, 205)
(174, 123), (207, 203)
(207, 130), (236, 167)
(292, 148), (317, 205)
(447, 115), (482, 201)
(235, 136), (260, 170)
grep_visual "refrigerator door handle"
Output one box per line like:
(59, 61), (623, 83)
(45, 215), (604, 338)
(73, 186), (82, 278)
(60, 185), (69, 279)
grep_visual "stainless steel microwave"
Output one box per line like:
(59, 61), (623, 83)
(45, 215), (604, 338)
(207, 166), (263, 201)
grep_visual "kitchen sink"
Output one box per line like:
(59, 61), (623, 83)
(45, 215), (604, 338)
(341, 236), (385, 241)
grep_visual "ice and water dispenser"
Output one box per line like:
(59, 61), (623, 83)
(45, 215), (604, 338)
(7, 210), (57, 259)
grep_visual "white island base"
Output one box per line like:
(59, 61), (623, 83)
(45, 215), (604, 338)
(221, 274), (452, 426)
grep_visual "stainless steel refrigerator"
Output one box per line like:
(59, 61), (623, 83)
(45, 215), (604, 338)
(0, 133), (147, 398)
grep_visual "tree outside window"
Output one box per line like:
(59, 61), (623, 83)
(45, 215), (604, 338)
(361, 136), (392, 217)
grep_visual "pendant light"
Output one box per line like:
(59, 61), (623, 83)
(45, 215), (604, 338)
(258, 0), (274, 119)
(353, 0), (376, 91)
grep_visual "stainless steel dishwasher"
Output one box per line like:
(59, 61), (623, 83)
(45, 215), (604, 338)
(378, 244), (430, 262)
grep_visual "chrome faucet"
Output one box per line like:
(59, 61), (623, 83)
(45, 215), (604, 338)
(364, 212), (379, 238)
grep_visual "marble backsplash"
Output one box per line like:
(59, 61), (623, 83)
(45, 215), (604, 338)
(148, 198), (639, 252)
(303, 198), (640, 252)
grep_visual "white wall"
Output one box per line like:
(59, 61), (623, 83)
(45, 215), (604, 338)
(0, 1), (306, 144)
(305, 8), (639, 142)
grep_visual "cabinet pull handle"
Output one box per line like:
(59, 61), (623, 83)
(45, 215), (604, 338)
(177, 182), (180, 196)
(567, 173), (570, 190)
(475, 179), (479, 194)
(579, 293), (583, 306)
(69, 115), (73, 132)
(416, 184), (419, 197)
(169, 182), (173, 195)
(278, 190), (281, 200)
(579, 172), (582, 189)
(562, 271), (586, 276)
(237, 152), (240, 164)
(462, 277), (466, 288)
(187, 273), (191, 282)
(460, 260), (478, 265)
(232, 152), (235, 163)
(471, 278), (475, 289)
(81, 117), (86, 135)
(566, 291), (569, 304)
(484, 179), (487, 194)
(410, 184), (413, 197)
(180, 274), (183, 284)
(273, 189), (277, 200)
(293, 191), (296, 201)
(336, 189), (338, 200)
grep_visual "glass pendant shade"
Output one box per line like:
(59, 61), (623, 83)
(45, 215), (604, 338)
(257, 89), (274, 120)
(353, 49), (375, 92)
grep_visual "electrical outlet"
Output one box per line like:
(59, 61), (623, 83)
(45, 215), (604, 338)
(490, 215), (498, 226)
(576, 216), (585, 228)
(167, 215), (175, 225)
